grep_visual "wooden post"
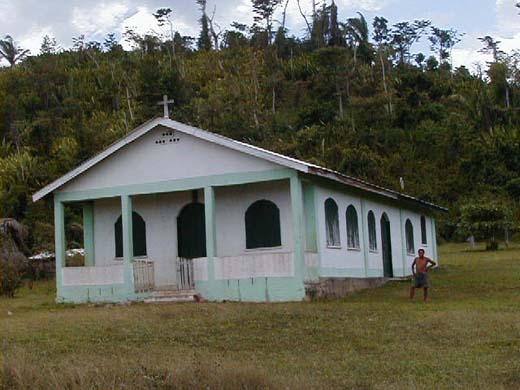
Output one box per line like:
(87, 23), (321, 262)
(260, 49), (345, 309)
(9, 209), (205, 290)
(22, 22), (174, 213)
(121, 195), (134, 293)
(54, 198), (66, 299)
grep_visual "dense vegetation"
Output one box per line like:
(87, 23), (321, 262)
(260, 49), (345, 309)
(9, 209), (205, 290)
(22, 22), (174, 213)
(0, 1), (519, 252)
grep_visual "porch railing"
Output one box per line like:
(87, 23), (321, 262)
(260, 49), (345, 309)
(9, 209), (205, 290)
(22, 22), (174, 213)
(176, 258), (195, 290)
(133, 260), (155, 293)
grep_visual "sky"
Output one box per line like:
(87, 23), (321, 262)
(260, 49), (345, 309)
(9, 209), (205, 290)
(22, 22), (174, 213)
(0, 0), (518, 70)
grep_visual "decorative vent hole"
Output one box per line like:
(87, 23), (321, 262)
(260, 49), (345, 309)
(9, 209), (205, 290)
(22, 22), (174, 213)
(155, 131), (180, 145)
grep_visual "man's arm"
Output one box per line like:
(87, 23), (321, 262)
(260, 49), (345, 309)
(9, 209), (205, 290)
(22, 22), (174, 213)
(411, 258), (417, 275)
(426, 258), (437, 270)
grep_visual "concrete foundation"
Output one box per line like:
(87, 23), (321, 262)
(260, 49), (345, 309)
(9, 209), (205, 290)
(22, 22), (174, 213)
(305, 277), (388, 300)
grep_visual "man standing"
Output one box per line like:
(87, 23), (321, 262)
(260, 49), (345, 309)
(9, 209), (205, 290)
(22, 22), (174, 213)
(410, 248), (436, 302)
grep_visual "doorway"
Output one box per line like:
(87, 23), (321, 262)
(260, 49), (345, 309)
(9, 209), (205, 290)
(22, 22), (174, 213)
(381, 213), (393, 277)
(177, 203), (206, 289)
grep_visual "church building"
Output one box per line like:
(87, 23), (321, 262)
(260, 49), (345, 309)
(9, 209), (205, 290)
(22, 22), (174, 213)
(33, 115), (446, 303)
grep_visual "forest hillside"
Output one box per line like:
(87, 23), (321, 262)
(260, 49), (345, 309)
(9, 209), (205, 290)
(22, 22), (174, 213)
(0, 1), (519, 251)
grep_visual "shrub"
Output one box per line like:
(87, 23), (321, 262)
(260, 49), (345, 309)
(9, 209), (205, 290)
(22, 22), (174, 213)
(0, 258), (23, 297)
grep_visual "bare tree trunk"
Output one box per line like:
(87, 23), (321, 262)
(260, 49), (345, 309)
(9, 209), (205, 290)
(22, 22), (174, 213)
(272, 87), (276, 115)
(126, 86), (134, 122)
(505, 228), (510, 248)
(296, 0), (312, 38)
(379, 50), (393, 115)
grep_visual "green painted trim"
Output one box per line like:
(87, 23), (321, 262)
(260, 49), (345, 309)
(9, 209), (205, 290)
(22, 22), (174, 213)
(204, 186), (216, 281)
(367, 268), (384, 277)
(195, 277), (304, 302)
(303, 183), (317, 252)
(55, 169), (294, 202)
(290, 173), (305, 282)
(82, 203), (95, 266)
(54, 198), (66, 298)
(319, 267), (367, 278)
(121, 195), (135, 293)
(399, 209), (407, 277)
(360, 199), (369, 277)
(431, 217), (438, 262)
(57, 284), (152, 304)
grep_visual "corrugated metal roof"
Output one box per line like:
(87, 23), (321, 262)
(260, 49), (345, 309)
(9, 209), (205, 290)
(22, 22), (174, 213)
(32, 117), (447, 212)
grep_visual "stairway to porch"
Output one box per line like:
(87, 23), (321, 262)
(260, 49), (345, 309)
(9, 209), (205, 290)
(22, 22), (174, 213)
(143, 289), (197, 303)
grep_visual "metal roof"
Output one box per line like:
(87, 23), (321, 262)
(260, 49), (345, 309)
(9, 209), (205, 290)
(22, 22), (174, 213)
(32, 117), (447, 212)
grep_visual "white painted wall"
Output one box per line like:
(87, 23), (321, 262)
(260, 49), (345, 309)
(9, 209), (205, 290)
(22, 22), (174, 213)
(315, 185), (436, 277)
(315, 187), (366, 272)
(362, 199), (403, 275)
(61, 126), (279, 193)
(215, 180), (293, 257)
(91, 180), (293, 287)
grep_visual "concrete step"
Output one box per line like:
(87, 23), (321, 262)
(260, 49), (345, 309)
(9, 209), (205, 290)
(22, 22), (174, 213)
(144, 289), (197, 303)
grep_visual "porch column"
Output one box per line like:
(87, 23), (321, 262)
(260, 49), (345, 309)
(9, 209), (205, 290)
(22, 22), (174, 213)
(54, 198), (66, 299)
(121, 195), (134, 293)
(204, 186), (216, 281)
(82, 203), (95, 267)
(290, 173), (305, 282)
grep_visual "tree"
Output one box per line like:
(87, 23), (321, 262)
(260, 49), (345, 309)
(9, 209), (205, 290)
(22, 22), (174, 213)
(478, 36), (504, 62)
(0, 35), (30, 67)
(196, 0), (212, 51)
(252, 0), (282, 46)
(153, 8), (176, 58)
(373, 16), (392, 114)
(391, 20), (430, 65)
(458, 195), (516, 250)
(429, 27), (462, 67)
(345, 13), (373, 64)
(40, 35), (59, 55)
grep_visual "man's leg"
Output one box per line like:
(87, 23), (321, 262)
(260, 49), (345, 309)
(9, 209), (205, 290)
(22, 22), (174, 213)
(423, 287), (428, 302)
(410, 286), (415, 300)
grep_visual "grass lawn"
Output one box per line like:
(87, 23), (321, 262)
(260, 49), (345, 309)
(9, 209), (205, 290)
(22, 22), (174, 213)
(1, 243), (520, 389)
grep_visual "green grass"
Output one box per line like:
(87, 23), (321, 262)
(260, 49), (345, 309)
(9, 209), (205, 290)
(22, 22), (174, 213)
(2, 243), (520, 389)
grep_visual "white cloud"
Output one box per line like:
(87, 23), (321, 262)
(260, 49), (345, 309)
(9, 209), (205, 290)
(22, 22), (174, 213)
(72, 1), (131, 37)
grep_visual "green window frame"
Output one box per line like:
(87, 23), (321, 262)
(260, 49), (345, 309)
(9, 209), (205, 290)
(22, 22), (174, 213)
(245, 200), (281, 249)
(325, 198), (341, 247)
(367, 210), (377, 251)
(115, 211), (147, 258)
(420, 215), (428, 245)
(405, 219), (415, 255)
(346, 205), (360, 250)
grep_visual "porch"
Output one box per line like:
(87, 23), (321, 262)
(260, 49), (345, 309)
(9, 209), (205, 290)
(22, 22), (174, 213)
(53, 169), (317, 303)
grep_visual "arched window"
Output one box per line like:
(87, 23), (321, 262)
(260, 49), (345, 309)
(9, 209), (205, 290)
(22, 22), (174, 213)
(420, 215), (427, 245)
(346, 205), (360, 249)
(115, 212), (147, 258)
(405, 219), (415, 255)
(325, 198), (340, 246)
(367, 210), (377, 251)
(245, 200), (281, 249)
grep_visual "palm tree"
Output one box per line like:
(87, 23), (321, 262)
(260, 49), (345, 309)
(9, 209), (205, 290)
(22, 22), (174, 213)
(0, 35), (30, 67)
(345, 13), (373, 64)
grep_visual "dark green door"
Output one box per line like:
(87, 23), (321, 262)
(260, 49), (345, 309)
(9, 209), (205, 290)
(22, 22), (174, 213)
(177, 203), (206, 259)
(381, 213), (393, 277)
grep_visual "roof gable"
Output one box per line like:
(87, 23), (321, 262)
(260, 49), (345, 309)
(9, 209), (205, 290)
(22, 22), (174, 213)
(32, 117), (446, 212)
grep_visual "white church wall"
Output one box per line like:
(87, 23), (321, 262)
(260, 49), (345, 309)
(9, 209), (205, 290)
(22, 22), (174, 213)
(91, 180), (294, 288)
(61, 126), (279, 193)
(315, 184), (437, 278)
(93, 191), (196, 287)
(362, 199), (403, 277)
(315, 187), (366, 275)
(214, 180), (293, 257)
